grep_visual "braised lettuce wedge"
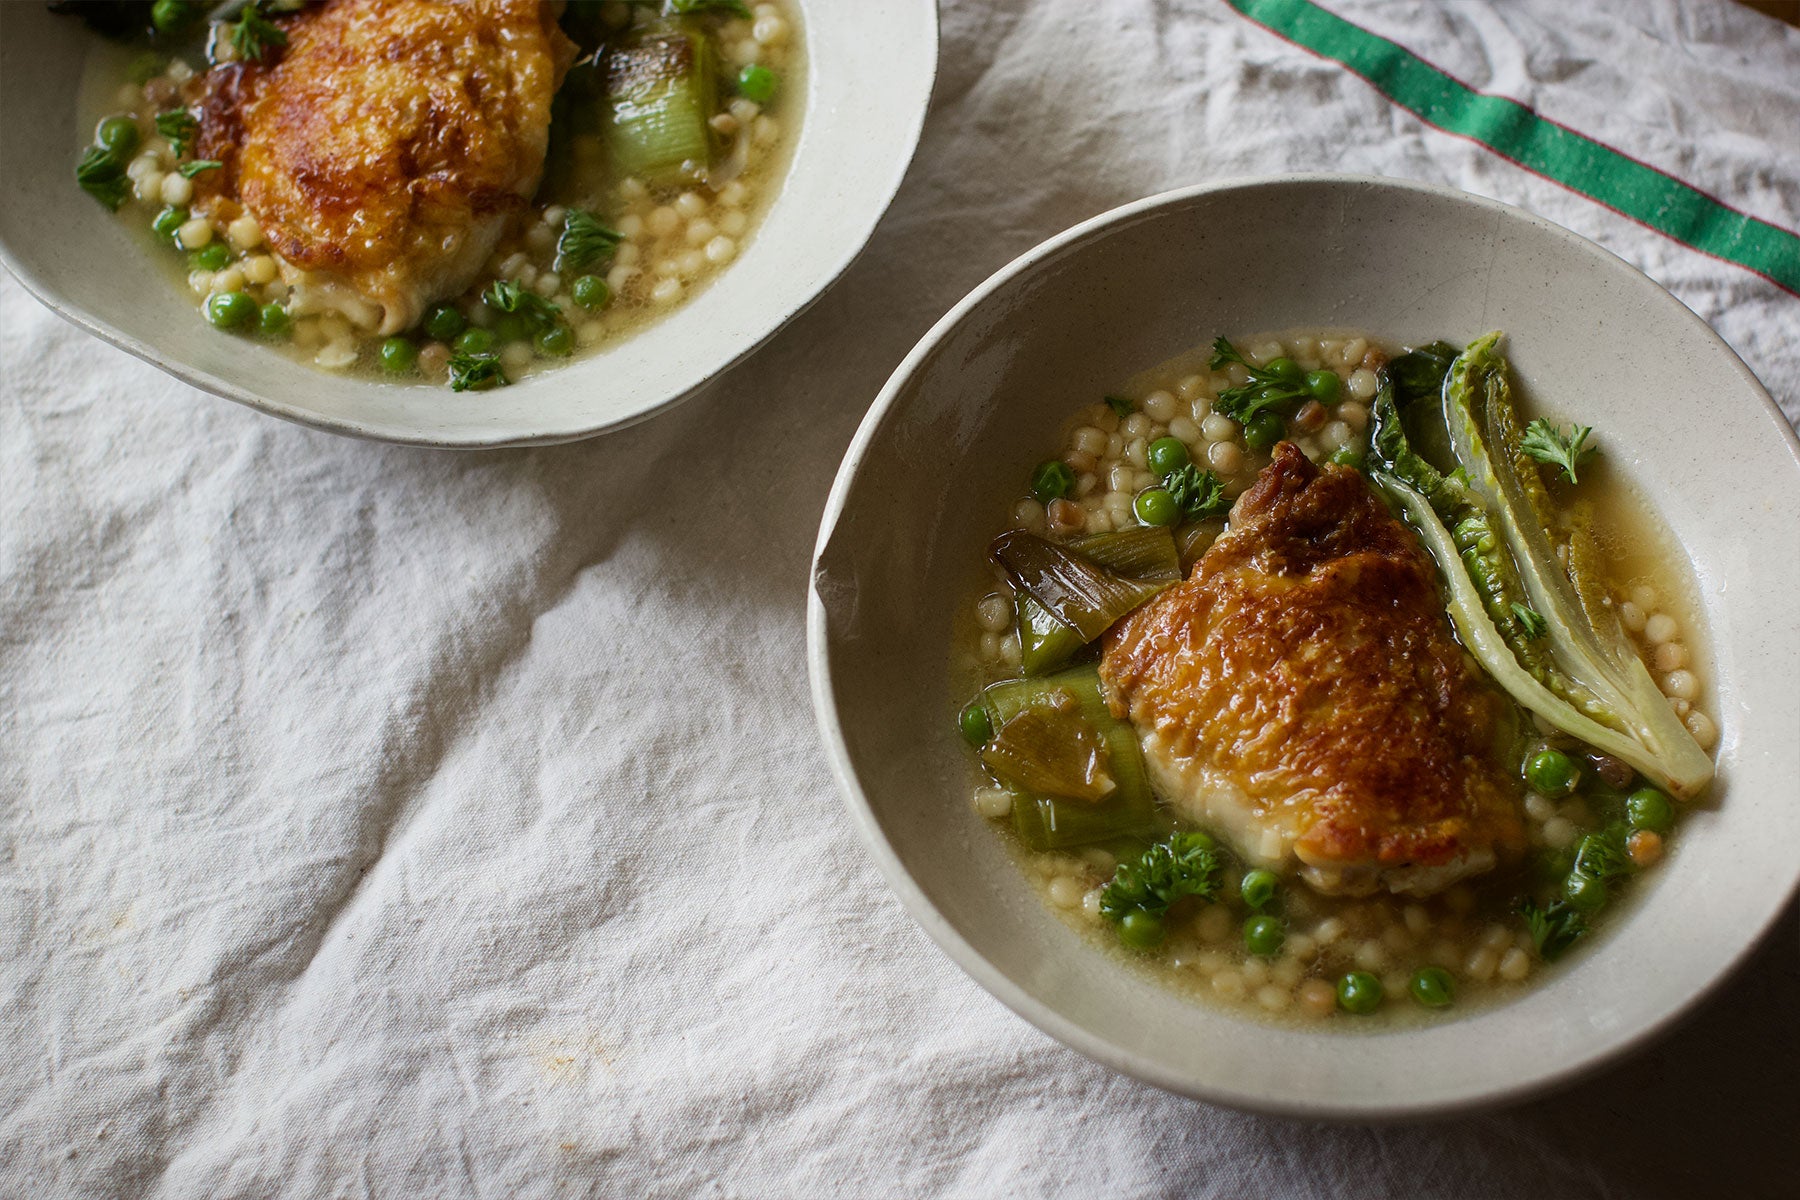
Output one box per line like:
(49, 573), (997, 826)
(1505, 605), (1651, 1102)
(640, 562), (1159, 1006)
(1372, 333), (1712, 799)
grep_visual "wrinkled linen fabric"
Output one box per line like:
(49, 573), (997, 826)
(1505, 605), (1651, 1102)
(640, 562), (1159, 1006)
(3, 0), (1797, 1196)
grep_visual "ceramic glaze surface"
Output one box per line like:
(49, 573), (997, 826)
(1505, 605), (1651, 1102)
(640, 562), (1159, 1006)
(809, 175), (1800, 1118)
(0, 1), (937, 446)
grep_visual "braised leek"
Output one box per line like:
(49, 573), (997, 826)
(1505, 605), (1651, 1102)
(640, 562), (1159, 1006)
(602, 19), (719, 187)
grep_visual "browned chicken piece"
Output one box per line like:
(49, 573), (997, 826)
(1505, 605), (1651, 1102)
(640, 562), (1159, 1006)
(194, 0), (576, 334)
(1100, 443), (1526, 896)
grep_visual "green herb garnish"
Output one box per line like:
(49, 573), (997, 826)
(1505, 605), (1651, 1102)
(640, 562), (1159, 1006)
(1520, 897), (1587, 962)
(228, 4), (289, 63)
(1099, 832), (1223, 922)
(668, 0), (753, 16)
(178, 159), (222, 179)
(1571, 825), (1633, 882)
(482, 279), (562, 330)
(1520, 418), (1598, 484)
(76, 146), (130, 211)
(554, 209), (622, 275)
(447, 352), (507, 392)
(1510, 602), (1547, 640)
(1104, 394), (1134, 419)
(1161, 463), (1230, 522)
(156, 109), (198, 158)
(1207, 336), (1312, 424)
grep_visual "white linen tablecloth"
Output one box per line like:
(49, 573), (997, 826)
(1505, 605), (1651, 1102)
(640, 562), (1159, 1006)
(4, 1), (1797, 1195)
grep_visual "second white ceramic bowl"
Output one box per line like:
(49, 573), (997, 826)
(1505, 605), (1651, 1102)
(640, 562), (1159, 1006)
(0, 0), (936, 446)
(809, 174), (1800, 1119)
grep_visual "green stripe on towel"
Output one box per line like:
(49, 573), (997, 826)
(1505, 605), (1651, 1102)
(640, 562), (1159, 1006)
(1227, 0), (1800, 296)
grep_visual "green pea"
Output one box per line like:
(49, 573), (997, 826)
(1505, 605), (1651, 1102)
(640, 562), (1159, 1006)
(203, 290), (255, 330)
(534, 325), (573, 357)
(423, 304), (466, 342)
(1626, 787), (1674, 833)
(1243, 915), (1285, 957)
(188, 243), (231, 272)
(152, 205), (188, 245)
(1146, 436), (1190, 476)
(1133, 488), (1179, 527)
(1183, 831), (1217, 851)
(958, 702), (993, 747)
(257, 302), (290, 338)
(379, 337), (418, 374)
(1117, 910), (1165, 950)
(1327, 444), (1363, 468)
(96, 116), (139, 159)
(1525, 748), (1578, 797)
(737, 64), (779, 104)
(1336, 970), (1383, 1014)
(453, 328), (494, 356)
(1244, 410), (1285, 450)
(152, 0), (197, 34)
(127, 53), (165, 86)
(571, 274), (611, 311)
(1409, 966), (1455, 1009)
(1239, 868), (1279, 911)
(1305, 369), (1342, 404)
(1030, 460), (1075, 504)
(493, 312), (531, 344)
(1563, 871), (1608, 913)
(1265, 357), (1303, 386)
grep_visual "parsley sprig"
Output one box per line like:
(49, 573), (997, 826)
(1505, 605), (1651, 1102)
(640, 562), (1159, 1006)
(1099, 833), (1224, 923)
(156, 109), (198, 158)
(482, 280), (562, 330)
(1104, 394), (1134, 419)
(1161, 462), (1230, 521)
(1521, 418), (1598, 484)
(1520, 897), (1586, 962)
(76, 146), (130, 211)
(554, 209), (622, 274)
(178, 159), (223, 179)
(1207, 336), (1312, 423)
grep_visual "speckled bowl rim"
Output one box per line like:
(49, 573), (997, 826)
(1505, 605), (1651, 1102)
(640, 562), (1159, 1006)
(807, 173), (1800, 1121)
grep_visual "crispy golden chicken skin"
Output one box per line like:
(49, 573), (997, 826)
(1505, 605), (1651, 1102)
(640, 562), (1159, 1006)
(195, 0), (576, 334)
(1100, 443), (1526, 896)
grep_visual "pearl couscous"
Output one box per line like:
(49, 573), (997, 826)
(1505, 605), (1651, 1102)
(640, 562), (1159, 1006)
(954, 330), (1716, 1025)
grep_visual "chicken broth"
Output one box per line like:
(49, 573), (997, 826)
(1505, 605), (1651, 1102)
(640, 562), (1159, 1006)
(71, 0), (801, 390)
(954, 329), (1716, 1024)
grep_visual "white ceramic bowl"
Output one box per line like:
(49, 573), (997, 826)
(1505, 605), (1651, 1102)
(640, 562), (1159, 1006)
(809, 175), (1800, 1119)
(0, 1), (936, 446)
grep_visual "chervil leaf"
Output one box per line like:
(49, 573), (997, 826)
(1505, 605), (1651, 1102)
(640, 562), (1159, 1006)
(229, 4), (288, 63)
(1520, 897), (1587, 962)
(1207, 335), (1311, 423)
(156, 109), (198, 158)
(178, 159), (222, 179)
(554, 209), (622, 274)
(76, 146), (129, 211)
(1510, 602), (1547, 640)
(1572, 825), (1633, 882)
(448, 352), (507, 392)
(1104, 394), (1134, 419)
(1520, 418), (1598, 484)
(1099, 833), (1223, 922)
(482, 279), (562, 329)
(1162, 463), (1230, 521)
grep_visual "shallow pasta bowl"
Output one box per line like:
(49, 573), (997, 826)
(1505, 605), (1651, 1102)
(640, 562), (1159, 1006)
(808, 174), (1800, 1119)
(0, 0), (935, 447)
